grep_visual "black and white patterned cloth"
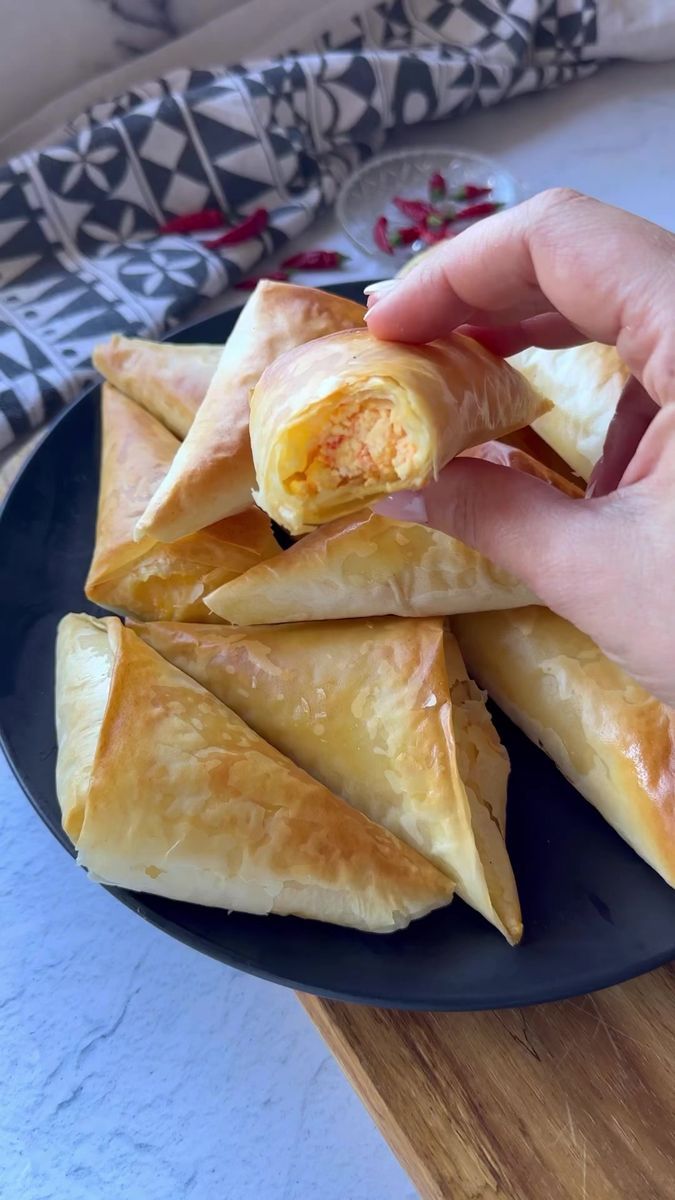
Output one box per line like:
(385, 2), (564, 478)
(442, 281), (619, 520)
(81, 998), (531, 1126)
(0, 0), (602, 449)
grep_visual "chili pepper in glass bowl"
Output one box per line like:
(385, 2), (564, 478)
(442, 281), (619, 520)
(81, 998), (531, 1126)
(392, 196), (437, 223)
(428, 172), (447, 203)
(388, 225), (420, 248)
(450, 183), (492, 202)
(454, 200), (504, 221)
(373, 215), (394, 255)
(336, 147), (519, 260)
(425, 212), (448, 230)
(418, 225), (454, 246)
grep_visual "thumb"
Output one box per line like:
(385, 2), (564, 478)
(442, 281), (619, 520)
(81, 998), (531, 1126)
(379, 457), (621, 624)
(376, 455), (673, 698)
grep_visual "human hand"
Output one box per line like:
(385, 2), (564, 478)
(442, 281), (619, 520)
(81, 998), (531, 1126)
(365, 190), (675, 704)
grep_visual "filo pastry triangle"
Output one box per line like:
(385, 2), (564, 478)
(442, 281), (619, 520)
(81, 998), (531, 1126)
(85, 385), (277, 622)
(249, 327), (550, 534)
(498, 425), (585, 486)
(203, 440), (574, 625)
(93, 334), (221, 438)
(509, 343), (630, 481)
(55, 614), (453, 932)
(135, 281), (367, 544)
(129, 615), (522, 942)
(453, 607), (675, 888)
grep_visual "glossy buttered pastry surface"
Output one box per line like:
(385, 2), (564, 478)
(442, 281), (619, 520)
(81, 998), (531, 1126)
(85, 385), (277, 622)
(53, 282), (675, 943)
(93, 334), (219, 439)
(135, 281), (367, 544)
(55, 614), (454, 932)
(130, 615), (522, 941)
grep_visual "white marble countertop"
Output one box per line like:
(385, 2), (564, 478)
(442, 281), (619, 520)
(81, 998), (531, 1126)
(2, 58), (674, 1200)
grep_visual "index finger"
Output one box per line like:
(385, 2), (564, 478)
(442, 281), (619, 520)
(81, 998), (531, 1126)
(365, 189), (675, 405)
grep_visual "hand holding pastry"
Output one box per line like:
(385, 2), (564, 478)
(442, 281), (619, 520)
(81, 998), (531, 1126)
(366, 190), (675, 705)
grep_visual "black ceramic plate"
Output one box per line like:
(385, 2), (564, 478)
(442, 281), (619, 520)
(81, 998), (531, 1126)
(2, 282), (674, 1010)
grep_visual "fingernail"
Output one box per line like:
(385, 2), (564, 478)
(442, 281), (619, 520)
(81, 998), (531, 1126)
(363, 279), (399, 297)
(372, 491), (429, 523)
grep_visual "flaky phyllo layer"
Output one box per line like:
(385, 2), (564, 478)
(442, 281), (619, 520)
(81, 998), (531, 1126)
(128, 615), (522, 941)
(85, 385), (277, 622)
(133, 281), (367, 543)
(250, 327), (550, 534)
(55, 614), (454, 933)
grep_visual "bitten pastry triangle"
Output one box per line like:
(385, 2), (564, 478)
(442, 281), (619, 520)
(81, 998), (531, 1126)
(134, 281), (367, 544)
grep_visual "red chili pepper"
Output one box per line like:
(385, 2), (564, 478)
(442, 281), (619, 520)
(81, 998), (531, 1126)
(455, 201), (503, 220)
(280, 250), (348, 270)
(392, 196), (437, 222)
(204, 207), (269, 248)
(428, 172), (446, 203)
(234, 270), (290, 291)
(159, 208), (226, 234)
(451, 183), (492, 202)
(418, 225), (455, 246)
(374, 215), (394, 255)
(388, 225), (419, 248)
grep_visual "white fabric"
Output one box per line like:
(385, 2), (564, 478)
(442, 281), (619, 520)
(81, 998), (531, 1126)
(1, 0), (674, 160)
(0, 0), (357, 158)
(592, 0), (675, 61)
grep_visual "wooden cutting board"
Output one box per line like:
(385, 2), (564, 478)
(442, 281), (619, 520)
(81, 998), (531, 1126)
(4, 430), (674, 1200)
(300, 967), (675, 1199)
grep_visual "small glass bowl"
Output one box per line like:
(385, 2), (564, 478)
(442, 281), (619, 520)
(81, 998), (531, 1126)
(336, 145), (521, 264)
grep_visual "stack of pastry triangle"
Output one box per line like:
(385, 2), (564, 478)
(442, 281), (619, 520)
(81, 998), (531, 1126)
(93, 334), (220, 439)
(134, 280), (367, 543)
(203, 441), (575, 624)
(85, 385), (277, 622)
(55, 614), (453, 932)
(129, 615), (522, 942)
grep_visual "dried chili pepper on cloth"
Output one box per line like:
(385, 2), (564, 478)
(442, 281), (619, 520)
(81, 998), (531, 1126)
(159, 209), (225, 234)
(280, 250), (348, 270)
(204, 207), (269, 248)
(234, 270), (290, 290)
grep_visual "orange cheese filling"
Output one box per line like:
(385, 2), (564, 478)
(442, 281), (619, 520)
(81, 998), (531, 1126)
(287, 399), (417, 496)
